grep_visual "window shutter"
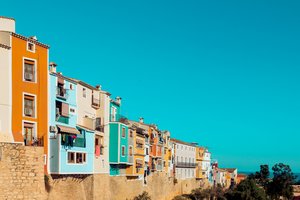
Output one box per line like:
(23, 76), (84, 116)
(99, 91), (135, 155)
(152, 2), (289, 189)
(61, 103), (69, 117)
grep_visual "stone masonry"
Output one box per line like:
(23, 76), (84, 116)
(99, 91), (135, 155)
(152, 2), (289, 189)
(0, 142), (46, 200)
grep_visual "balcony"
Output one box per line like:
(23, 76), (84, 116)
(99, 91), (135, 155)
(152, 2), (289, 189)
(175, 162), (197, 168)
(92, 96), (100, 109)
(56, 87), (68, 99)
(95, 125), (104, 132)
(56, 116), (69, 124)
(110, 114), (128, 124)
(82, 117), (95, 130)
(61, 135), (86, 148)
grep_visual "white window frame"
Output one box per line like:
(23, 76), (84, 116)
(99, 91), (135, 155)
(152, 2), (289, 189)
(27, 41), (36, 53)
(121, 145), (126, 157)
(22, 120), (37, 140)
(23, 92), (37, 119)
(121, 127), (126, 138)
(66, 151), (87, 165)
(23, 57), (37, 83)
(129, 145), (133, 156)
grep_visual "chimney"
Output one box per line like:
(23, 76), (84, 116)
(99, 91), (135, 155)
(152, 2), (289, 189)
(49, 62), (57, 73)
(139, 117), (144, 124)
(116, 96), (122, 105)
(95, 85), (101, 90)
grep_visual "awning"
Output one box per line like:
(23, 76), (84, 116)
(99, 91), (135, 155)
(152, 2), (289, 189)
(57, 125), (80, 135)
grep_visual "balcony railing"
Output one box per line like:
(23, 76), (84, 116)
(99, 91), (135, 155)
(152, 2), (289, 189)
(110, 114), (128, 123)
(95, 125), (104, 132)
(92, 96), (100, 108)
(61, 135), (86, 148)
(175, 162), (197, 168)
(56, 116), (69, 124)
(56, 87), (68, 99)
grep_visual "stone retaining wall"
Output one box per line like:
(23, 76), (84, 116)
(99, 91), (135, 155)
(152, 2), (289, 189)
(0, 142), (46, 200)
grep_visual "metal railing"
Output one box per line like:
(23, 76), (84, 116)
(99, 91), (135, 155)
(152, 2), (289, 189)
(175, 162), (197, 168)
(56, 87), (68, 99)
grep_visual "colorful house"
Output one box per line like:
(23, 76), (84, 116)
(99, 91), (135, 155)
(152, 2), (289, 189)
(93, 86), (111, 174)
(196, 146), (205, 180)
(125, 122), (146, 179)
(49, 65), (84, 173)
(0, 17), (49, 166)
(171, 138), (197, 180)
(149, 125), (163, 172)
(109, 97), (133, 175)
(162, 131), (173, 176)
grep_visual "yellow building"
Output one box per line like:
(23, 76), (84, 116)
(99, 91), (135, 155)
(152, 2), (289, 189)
(126, 126), (146, 178)
(196, 146), (205, 180)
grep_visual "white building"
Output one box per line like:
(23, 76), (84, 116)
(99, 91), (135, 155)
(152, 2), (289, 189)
(172, 138), (197, 180)
(73, 79), (110, 174)
(0, 17), (14, 142)
(202, 149), (211, 181)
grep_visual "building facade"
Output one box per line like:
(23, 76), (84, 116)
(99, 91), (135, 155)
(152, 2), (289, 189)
(0, 17), (49, 167)
(109, 98), (132, 175)
(172, 139), (197, 180)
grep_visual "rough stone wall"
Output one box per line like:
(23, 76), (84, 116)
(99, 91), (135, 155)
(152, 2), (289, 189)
(0, 142), (46, 200)
(48, 172), (202, 200)
(0, 142), (204, 200)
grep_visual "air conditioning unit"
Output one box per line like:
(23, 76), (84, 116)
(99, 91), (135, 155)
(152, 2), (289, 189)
(24, 73), (33, 81)
(49, 126), (57, 133)
(24, 108), (33, 116)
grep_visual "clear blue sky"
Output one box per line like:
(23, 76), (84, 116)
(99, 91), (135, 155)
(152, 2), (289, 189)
(2, 0), (300, 172)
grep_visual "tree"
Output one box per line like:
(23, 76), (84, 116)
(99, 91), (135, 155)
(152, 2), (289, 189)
(266, 163), (296, 200)
(133, 191), (151, 200)
(251, 164), (270, 190)
(225, 178), (267, 200)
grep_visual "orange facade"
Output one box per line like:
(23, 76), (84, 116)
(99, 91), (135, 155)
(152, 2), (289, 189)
(11, 35), (49, 155)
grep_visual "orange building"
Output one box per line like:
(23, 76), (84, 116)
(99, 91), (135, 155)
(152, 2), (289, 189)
(0, 17), (49, 166)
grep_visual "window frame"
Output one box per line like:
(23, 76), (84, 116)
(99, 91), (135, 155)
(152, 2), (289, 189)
(121, 127), (126, 138)
(23, 92), (37, 119)
(26, 41), (36, 53)
(22, 120), (37, 146)
(67, 151), (87, 165)
(121, 145), (126, 157)
(23, 57), (37, 83)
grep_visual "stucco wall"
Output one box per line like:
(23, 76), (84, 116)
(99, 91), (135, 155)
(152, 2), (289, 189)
(0, 44), (13, 142)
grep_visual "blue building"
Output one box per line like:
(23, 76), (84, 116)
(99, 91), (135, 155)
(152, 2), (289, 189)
(109, 97), (133, 175)
(48, 64), (94, 174)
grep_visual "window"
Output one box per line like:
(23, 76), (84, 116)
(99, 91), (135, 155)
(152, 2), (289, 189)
(27, 42), (35, 52)
(70, 108), (76, 114)
(145, 147), (149, 155)
(23, 122), (35, 146)
(130, 130), (133, 137)
(121, 146), (125, 156)
(24, 94), (35, 117)
(24, 59), (35, 82)
(95, 117), (102, 131)
(95, 136), (104, 156)
(111, 106), (117, 122)
(70, 84), (73, 90)
(129, 146), (133, 156)
(68, 152), (86, 164)
(121, 127), (126, 138)
(83, 88), (86, 98)
(56, 101), (69, 120)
